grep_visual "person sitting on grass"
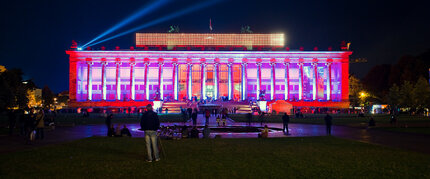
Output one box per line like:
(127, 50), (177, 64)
(181, 126), (189, 138)
(108, 124), (115, 137)
(190, 126), (199, 138)
(259, 125), (269, 138)
(115, 124), (122, 137)
(121, 125), (132, 137)
(203, 125), (211, 139)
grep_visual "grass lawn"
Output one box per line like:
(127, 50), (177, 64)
(377, 127), (430, 135)
(1, 137), (430, 178)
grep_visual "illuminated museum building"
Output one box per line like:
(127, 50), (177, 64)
(66, 33), (352, 108)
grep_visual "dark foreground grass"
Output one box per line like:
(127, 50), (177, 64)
(1, 137), (430, 178)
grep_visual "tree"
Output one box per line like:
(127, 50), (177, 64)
(0, 68), (36, 110)
(0, 75), (13, 111)
(349, 75), (363, 106)
(399, 81), (414, 111)
(361, 64), (391, 101)
(42, 85), (55, 109)
(411, 76), (430, 114)
(387, 83), (400, 112)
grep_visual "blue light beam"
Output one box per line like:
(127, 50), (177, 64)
(86, 0), (221, 47)
(81, 0), (170, 48)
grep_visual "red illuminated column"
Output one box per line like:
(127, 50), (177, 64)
(201, 63), (206, 100)
(228, 62), (233, 100)
(298, 62), (304, 100)
(284, 62), (290, 100)
(270, 62), (276, 101)
(144, 62), (150, 100)
(158, 62), (164, 100)
(130, 61), (136, 101)
(341, 60), (349, 101)
(312, 62), (318, 101)
(241, 63), (247, 101)
(214, 63), (219, 100)
(256, 62), (262, 100)
(69, 58), (77, 103)
(101, 60), (107, 100)
(86, 59), (93, 101)
(173, 62), (179, 101)
(115, 60), (122, 101)
(326, 62), (332, 101)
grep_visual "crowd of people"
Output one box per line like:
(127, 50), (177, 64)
(7, 108), (56, 144)
(157, 125), (211, 139)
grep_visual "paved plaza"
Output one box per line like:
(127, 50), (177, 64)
(1, 114), (430, 154)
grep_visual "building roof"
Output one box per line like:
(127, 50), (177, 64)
(135, 33), (285, 47)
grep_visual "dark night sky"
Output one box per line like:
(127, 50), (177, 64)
(1, 0), (429, 93)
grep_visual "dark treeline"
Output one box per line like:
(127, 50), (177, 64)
(362, 49), (430, 98)
(359, 49), (430, 113)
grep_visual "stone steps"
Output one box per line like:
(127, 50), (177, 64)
(161, 102), (188, 114)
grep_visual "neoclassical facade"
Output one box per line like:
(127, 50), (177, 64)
(66, 33), (352, 108)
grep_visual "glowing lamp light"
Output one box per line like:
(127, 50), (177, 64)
(77, 47), (82, 51)
(360, 91), (367, 98)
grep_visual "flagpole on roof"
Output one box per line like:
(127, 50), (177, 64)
(209, 18), (213, 33)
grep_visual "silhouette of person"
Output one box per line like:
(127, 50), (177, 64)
(324, 113), (332, 135)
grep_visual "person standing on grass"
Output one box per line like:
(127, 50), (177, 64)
(105, 114), (113, 136)
(8, 110), (17, 136)
(35, 110), (45, 140)
(368, 117), (375, 127)
(282, 112), (290, 134)
(390, 115), (397, 125)
(259, 113), (264, 126)
(205, 109), (211, 125)
(140, 104), (161, 162)
(247, 112), (252, 126)
(324, 113), (332, 135)
(192, 109), (198, 126)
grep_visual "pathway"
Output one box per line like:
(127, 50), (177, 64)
(1, 114), (429, 154)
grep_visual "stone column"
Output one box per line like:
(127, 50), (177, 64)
(130, 61), (136, 100)
(298, 62), (303, 101)
(101, 61), (107, 101)
(115, 60), (122, 100)
(256, 62), (262, 100)
(158, 62), (164, 100)
(201, 63), (206, 100)
(173, 62), (179, 101)
(241, 63), (247, 101)
(284, 62), (290, 100)
(326, 62), (332, 101)
(227, 62), (233, 100)
(270, 62), (276, 101)
(144, 62), (149, 100)
(214, 63), (219, 100)
(312, 62), (318, 101)
(187, 63), (193, 100)
(87, 60), (93, 101)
